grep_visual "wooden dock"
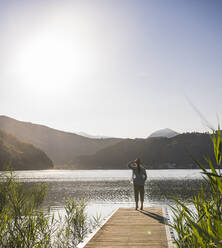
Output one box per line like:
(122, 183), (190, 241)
(84, 207), (170, 248)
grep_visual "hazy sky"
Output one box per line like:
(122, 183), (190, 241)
(0, 0), (222, 138)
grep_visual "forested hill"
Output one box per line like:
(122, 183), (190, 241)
(0, 116), (122, 164)
(76, 132), (215, 169)
(0, 129), (53, 170)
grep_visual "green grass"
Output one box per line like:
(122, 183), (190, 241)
(169, 127), (222, 247)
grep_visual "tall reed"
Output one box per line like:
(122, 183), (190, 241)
(0, 171), (93, 248)
(169, 127), (222, 247)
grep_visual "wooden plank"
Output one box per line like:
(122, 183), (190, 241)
(84, 208), (169, 248)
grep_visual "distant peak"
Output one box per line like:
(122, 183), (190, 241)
(77, 132), (111, 139)
(148, 128), (179, 138)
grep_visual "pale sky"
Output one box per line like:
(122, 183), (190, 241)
(0, 0), (222, 138)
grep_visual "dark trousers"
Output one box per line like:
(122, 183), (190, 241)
(133, 184), (144, 202)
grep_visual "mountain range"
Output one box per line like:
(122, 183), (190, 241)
(0, 115), (215, 170)
(76, 133), (214, 169)
(0, 116), (122, 165)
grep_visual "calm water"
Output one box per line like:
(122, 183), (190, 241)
(5, 169), (206, 219)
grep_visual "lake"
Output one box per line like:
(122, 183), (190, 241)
(8, 169), (206, 221)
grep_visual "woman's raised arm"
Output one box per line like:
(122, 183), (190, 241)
(127, 161), (136, 169)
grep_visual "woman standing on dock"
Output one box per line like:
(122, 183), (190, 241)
(127, 158), (147, 210)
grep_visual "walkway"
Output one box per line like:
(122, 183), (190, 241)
(84, 207), (169, 247)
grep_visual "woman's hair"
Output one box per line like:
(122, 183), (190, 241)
(135, 158), (141, 173)
(134, 158), (141, 164)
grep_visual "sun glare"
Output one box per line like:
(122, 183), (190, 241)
(12, 18), (97, 93)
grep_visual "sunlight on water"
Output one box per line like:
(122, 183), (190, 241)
(1, 169), (207, 224)
(12, 169), (205, 181)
